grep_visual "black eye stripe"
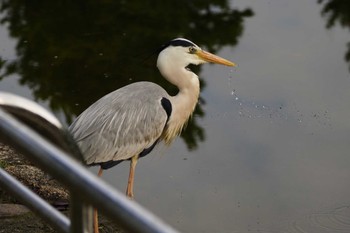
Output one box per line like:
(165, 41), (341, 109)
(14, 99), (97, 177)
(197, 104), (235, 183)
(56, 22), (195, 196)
(168, 39), (196, 47)
(157, 38), (197, 54)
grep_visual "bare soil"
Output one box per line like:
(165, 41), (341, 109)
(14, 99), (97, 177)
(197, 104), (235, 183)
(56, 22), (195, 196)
(0, 143), (124, 233)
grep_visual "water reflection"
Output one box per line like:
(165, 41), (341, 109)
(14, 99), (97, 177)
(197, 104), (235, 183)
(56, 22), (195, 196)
(1, 0), (350, 232)
(0, 0), (253, 149)
(318, 0), (350, 71)
(282, 204), (350, 233)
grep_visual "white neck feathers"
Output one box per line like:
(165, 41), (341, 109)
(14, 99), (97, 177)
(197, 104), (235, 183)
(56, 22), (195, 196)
(157, 46), (200, 144)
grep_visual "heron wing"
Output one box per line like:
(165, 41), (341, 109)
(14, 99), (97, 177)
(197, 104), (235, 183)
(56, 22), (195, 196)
(69, 82), (170, 165)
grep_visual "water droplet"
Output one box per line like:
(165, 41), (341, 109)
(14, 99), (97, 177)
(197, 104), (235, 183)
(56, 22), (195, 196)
(235, 97), (239, 100)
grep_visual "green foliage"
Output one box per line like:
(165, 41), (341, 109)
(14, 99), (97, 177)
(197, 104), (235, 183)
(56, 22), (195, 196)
(0, 160), (8, 169)
(318, 0), (350, 70)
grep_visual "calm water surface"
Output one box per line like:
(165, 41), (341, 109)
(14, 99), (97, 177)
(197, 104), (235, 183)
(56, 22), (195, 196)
(1, 0), (350, 232)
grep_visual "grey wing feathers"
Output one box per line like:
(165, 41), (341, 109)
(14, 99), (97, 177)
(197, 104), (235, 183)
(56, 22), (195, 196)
(69, 82), (170, 165)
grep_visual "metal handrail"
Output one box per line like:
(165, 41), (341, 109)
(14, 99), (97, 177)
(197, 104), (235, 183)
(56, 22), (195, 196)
(0, 103), (180, 233)
(0, 168), (70, 232)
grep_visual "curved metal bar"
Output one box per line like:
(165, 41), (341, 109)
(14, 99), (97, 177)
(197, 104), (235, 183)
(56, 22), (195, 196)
(0, 168), (70, 233)
(0, 108), (180, 233)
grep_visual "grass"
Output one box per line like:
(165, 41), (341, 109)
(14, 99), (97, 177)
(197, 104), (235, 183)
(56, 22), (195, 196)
(0, 160), (8, 168)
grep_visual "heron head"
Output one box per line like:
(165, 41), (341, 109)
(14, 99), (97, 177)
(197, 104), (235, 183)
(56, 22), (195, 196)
(157, 38), (236, 69)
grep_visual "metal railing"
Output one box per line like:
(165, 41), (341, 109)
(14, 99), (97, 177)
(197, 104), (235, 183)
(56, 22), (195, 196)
(0, 92), (180, 233)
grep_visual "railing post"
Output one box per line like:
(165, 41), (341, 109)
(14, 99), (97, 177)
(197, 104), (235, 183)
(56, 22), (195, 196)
(70, 194), (93, 233)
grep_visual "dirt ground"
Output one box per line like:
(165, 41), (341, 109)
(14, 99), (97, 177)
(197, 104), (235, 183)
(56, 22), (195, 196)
(0, 207), (125, 233)
(0, 143), (124, 233)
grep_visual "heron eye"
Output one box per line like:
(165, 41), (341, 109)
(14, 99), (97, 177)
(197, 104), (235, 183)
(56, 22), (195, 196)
(189, 46), (197, 54)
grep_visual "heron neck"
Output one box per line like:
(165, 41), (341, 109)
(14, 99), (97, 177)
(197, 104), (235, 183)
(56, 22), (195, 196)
(163, 67), (200, 111)
(160, 67), (200, 144)
(171, 68), (200, 108)
(170, 80), (199, 125)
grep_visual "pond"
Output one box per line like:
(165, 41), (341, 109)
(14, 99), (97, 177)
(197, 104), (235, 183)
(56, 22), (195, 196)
(1, 0), (350, 232)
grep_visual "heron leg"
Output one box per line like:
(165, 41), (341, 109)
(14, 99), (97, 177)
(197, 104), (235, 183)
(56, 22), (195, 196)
(94, 167), (103, 233)
(126, 154), (139, 198)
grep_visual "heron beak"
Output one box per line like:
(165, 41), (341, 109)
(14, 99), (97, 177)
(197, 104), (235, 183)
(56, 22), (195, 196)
(196, 50), (236, 67)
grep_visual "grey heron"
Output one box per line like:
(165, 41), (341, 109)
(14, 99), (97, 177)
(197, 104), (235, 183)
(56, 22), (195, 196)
(69, 38), (235, 233)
